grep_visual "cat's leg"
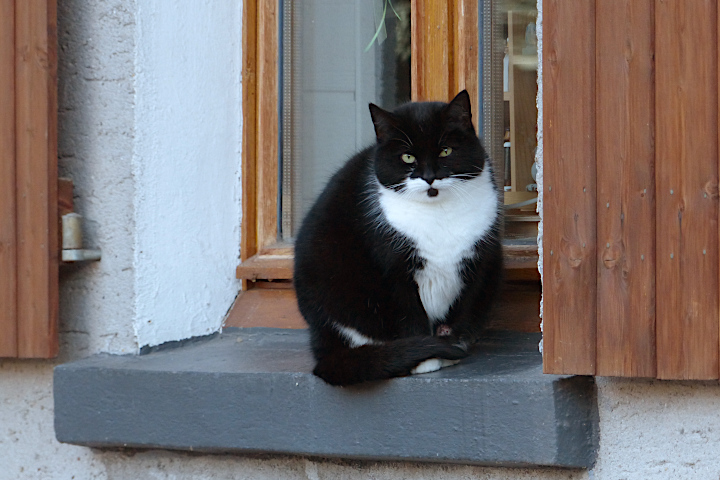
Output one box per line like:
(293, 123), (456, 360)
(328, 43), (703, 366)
(445, 245), (504, 345)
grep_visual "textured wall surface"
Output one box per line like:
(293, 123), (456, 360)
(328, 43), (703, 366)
(0, 362), (107, 479)
(57, 0), (139, 358)
(594, 379), (720, 478)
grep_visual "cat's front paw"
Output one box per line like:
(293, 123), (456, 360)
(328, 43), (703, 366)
(435, 324), (453, 337)
(411, 358), (461, 375)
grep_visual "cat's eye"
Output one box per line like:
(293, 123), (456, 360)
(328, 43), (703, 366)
(401, 153), (415, 164)
(439, 147), (453, 157)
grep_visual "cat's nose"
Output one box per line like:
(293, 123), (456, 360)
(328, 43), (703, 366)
(422, 172), (436, 185)
(420, 163), (436, 185)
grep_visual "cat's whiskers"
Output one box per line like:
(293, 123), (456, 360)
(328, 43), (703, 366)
(394, 138), (412, 150)
(449, 172), (479, 181)
(391, 126), (414, 149)
(455, 187), (480, 207)
(439, 182), (473, 207)
(438, 132), (448, 147)
(443, 175), (495, 208)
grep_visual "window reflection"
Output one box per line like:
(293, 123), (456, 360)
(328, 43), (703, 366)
(279, 1), (538, 241)
(280, 0), (411, 240)
(484, 0), (538, 239)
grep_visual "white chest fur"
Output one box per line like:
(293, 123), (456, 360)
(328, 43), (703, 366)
(377, 171), (498, 322)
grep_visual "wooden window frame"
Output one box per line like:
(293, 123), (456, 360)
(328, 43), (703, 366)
(232, 0), (538, 328)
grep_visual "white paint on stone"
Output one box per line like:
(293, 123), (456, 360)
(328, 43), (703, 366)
(132, 1), (243, 348)
(536, 0), (544, 352)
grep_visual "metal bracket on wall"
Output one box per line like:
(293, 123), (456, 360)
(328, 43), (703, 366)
(61, 213), (101, 262)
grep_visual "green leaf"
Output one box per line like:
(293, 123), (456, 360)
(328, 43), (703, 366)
(364, 0), (388, 53)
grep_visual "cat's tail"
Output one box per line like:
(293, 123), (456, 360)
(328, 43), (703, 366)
(312, 336), (469, 386)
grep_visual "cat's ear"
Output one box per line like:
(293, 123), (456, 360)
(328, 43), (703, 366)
(369, 103), (398, 143)
(444, 90), (474, 131)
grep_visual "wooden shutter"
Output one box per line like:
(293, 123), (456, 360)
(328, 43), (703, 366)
(0, 0), (59, 358)
(543, 0), (720, 379)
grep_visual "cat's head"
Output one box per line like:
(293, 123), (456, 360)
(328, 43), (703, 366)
(369, 90), (488, 202)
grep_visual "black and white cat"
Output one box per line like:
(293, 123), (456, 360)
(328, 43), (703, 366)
(294, 90), (503, 386)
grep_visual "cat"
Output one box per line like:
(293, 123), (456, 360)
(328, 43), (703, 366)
(293, 90), (503, 386)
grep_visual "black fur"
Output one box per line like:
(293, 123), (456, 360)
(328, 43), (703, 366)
(294, 91), (503, 386)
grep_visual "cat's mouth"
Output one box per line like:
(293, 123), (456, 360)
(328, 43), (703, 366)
(427, 188), (439, 197)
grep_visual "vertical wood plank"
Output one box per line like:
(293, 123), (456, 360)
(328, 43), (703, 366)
(595, 0), (656, 377)
(0, 0), (17, 357)
(255, 0), (279, 249)
(241, 0), (258, 284)
(454, 0), (479, 108)
(411, 0), (452, 101)
(542, 0), (597, 375)
(15, 0), (58, 358)
(656, 0), (719, 380)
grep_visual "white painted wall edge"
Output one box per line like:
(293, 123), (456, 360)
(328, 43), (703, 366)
(535, 0), (544, 352)
(132, 1), (243, 349)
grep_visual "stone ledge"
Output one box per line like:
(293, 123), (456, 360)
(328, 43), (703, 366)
(54, 328), (597, 468)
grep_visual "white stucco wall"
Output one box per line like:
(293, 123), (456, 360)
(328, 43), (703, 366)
(3, 1), (720, 480)
(132, 0), (243, 348)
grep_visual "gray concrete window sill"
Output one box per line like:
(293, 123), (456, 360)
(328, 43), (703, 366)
(54, 328), (597, 468)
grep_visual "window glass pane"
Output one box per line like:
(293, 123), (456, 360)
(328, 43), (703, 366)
(280, 0), (411, 240)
